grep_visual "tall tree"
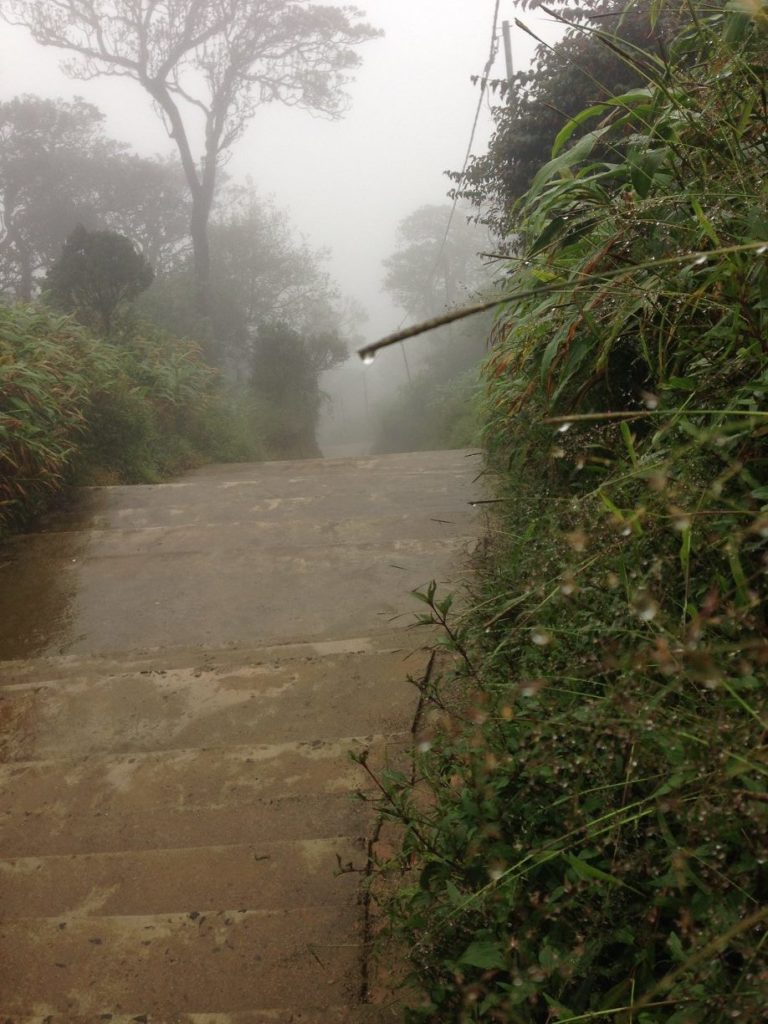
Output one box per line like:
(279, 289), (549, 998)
(209, 191), (344, 335)
(383, 205), (492, 321)
(1, 0), (380, 316)
(0, 96), (113, 299)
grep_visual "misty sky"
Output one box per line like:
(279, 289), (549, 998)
(0, 0), (562, 357)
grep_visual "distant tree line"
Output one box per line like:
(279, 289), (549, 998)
(1, 0), (379, 318)
(0, 93), (357, 457)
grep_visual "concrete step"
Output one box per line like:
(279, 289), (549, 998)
(1, 1008), (401, 1023)
(0, 837), (365, 918)
(0, 650), (423, 761)
(0, 736), (405, 857)
(0, 536), (472, 658)
(0, 906), (363, 1015)
(9, 511), (477, 550)
(0, 632), (420, 686)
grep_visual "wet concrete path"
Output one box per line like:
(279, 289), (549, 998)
(0, 450), (481, 1021)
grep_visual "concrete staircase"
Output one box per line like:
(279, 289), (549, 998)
(0, 451), (480, 1020)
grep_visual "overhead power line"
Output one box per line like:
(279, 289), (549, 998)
(383, 0), (504, 375)
(412, 0), (503, 329)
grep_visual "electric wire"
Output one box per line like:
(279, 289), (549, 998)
(421, 0), (503, 314)
(388, 0), (504, 355)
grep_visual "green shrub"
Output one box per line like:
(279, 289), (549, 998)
(0, 303), (263, 532)
(0, 305), (102, 526)
(375, 5), (768, 1021)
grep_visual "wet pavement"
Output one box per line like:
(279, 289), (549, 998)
(0, 450), (481, 1019)
(0, 451), (482, 659)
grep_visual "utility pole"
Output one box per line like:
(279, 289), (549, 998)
(502, 20), (514, 94)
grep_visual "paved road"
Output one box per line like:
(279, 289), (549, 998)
(0, 450), (481, 1021)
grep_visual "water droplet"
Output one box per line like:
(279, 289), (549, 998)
(641, 391), (659, 410)
(566, 530), (588, 552)
(361, 351), (376, 365)
(531, 627), (552, 647)
(634, 592), (659, 621)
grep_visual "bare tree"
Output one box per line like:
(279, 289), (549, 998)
(1, 1), (379, 316)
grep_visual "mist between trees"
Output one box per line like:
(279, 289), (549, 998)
(0, 0), (387, 532)
(0, 5), (499, 528)
(0, 90), (360, 530)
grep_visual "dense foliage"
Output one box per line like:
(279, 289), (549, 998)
(375, 3), (768, 1020)
(2, 91), (356, 459)
(47, 225), (154, 333)
(0, 303), (261, 535)
(251, 321), (347, 459)
(453, 0), (676, 235)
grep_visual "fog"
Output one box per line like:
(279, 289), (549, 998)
(0, 0), (563, 456)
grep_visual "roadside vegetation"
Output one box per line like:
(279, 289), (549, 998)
(370, 2), (768, 1020)
(1, 89), (360, 535)
(0, 302), (261, 535)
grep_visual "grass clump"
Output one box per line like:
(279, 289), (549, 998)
(0, 303), (262, 532)
(372, 4), (767, 1020)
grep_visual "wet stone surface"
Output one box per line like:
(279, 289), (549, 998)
(0, 450), (480, 1018)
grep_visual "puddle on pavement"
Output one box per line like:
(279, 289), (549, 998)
(0, 490), (104, 660)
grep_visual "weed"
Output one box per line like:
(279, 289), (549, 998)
(371, 4), (768, 1021)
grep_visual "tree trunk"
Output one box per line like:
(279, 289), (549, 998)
(190, 196), (211, 319)
(18, 248), (33, 302)
(7, 219), (33, 301)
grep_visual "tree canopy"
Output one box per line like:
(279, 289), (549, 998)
(453, 0), (676, 234)
(47, 225), (154, 333)
(383, 205), (492, 321)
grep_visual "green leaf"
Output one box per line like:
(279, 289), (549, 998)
(629, 146), (669, 198)
(565, 852), (627, 889)
(528, 216), (566, 256)
(667, 930), (686, 963)
(458, 940), (507, 971)
(528, 127), (611, 202)
(552, 103), (612, 157)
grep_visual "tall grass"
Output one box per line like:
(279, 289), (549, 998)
(0, 304), (262, 533)
(372, 4), (767, 1021)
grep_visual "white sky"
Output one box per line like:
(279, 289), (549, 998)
(0, 0), (563, 353)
